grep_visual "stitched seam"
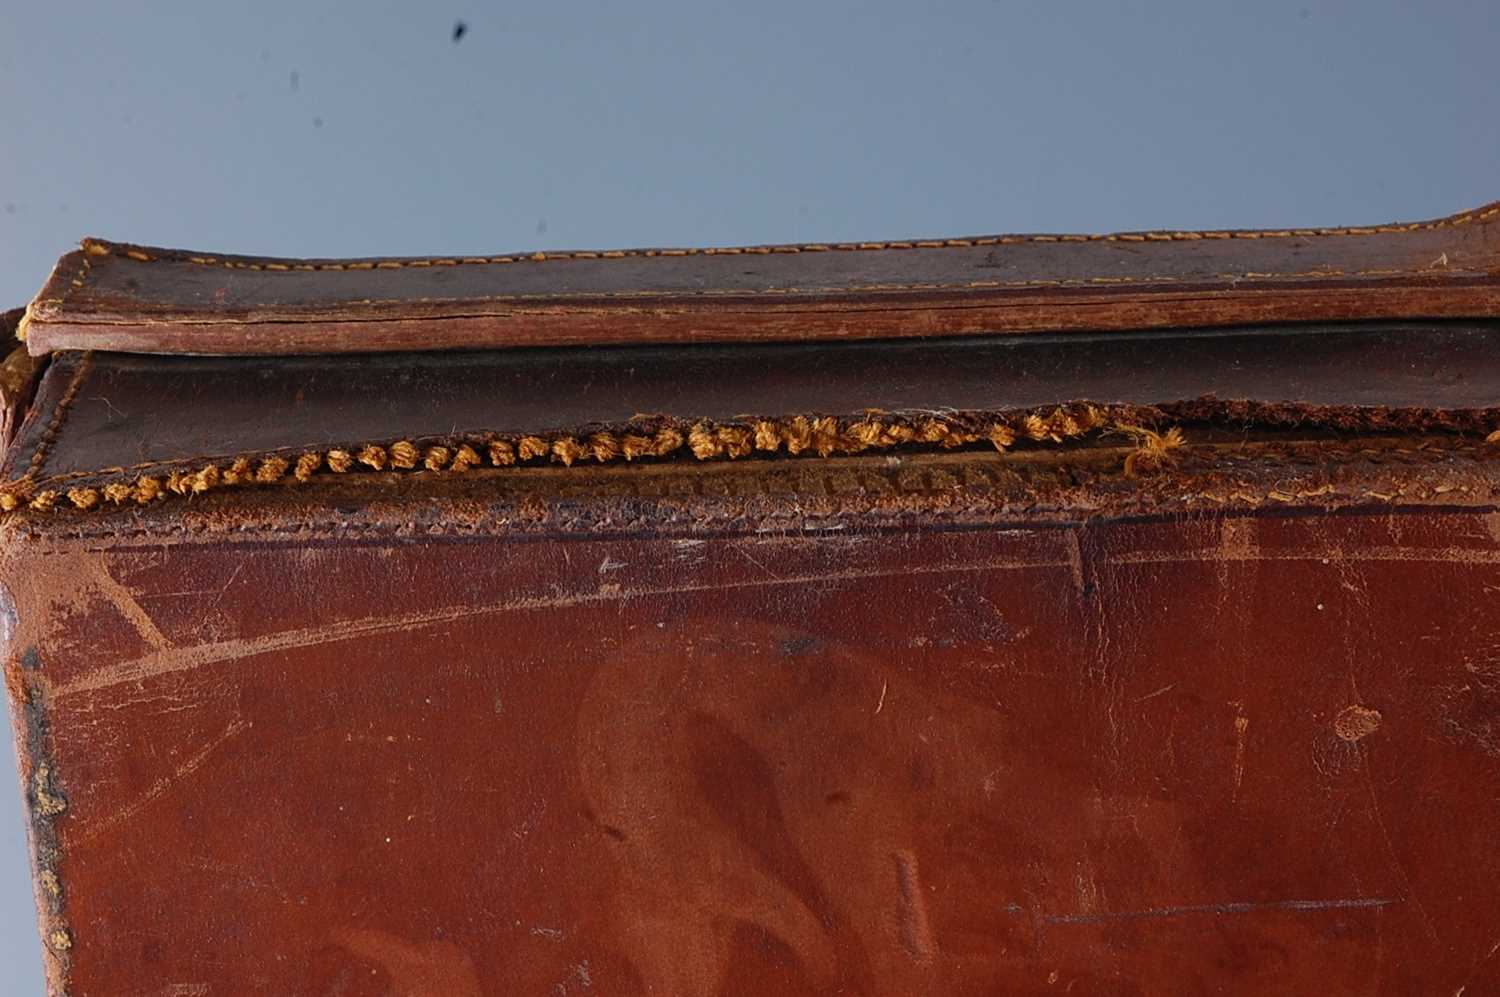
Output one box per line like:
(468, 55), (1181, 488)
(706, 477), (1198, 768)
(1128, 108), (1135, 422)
(21, 353), (92, 484)
(3, 441), (1488, 545)
(0, 404), (1165, 513)
(74, 203), (1500, 273)
(2, 400), (1494, 517)
(23, 251), (96, 323)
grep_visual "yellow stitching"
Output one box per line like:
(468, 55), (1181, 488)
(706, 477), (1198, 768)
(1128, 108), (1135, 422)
(356, 445), (387, 470)
(7, 396), (1497, 519)
(0, 405), (1167, 517)
(1116, 425), (1186, 477)
(390, 441), (419, 469)
(221, 457), (252, 485)
(256, 456), (290, 483)
(69, 202), (1498, 276)
(423, 445), (451, 471)
(452, 443), (481, 471)
(488, 440), (516, 466)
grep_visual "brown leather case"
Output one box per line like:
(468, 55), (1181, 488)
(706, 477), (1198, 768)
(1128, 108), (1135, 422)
(5, 203), (1500, 995)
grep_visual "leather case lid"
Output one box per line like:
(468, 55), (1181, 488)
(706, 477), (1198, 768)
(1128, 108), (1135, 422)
(17, 200), (1500, 356)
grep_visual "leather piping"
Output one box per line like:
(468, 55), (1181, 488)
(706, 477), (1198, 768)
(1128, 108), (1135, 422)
(75, 201), (1500, 272)
(21, 201), (1494, 322)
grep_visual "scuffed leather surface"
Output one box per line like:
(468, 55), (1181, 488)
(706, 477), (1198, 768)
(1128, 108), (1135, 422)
(7, 471), (1500, 994)
(22, 201), (1500, 354)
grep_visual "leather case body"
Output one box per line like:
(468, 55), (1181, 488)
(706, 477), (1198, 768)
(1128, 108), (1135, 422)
(4, 203), (1500, 995)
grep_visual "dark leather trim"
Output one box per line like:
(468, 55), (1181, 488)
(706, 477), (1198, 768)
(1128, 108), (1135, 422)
(4, 322), (1499, 516)
(20, 202), (1500, 355)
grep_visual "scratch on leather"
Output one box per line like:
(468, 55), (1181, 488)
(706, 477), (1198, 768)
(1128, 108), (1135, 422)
(52, 554), (1069, 699)
(74, 718), (250, 846)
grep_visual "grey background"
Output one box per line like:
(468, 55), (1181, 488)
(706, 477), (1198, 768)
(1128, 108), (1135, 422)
(0, 0), (1495, 988)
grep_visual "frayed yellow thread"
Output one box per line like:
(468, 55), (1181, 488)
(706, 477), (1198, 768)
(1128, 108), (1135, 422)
(294, 453), (322, 482)
(423, 446), (451, 471)
(103, 483), (132, 505)
(717, 425), (753, 458)
(919, 418), (976, 449)
(783, 416), (813, 455)
(190, 466), (220, 494)
(134, 477), (162, 504)
(451, 444), (481, 471)
(688, 423), (722, 460)
(754, 420), (782, 452)
(28, 491), (58, 511)
(357, 445), (387, 470)
(256, 456), (290, 483)
(326, 449), (354, 473)
(551, 438), (586, 466)
(916, 419), (948, 445)
(67, 487), (98, 510)
(988, 423), (1016, 450)
(653, 427), (684, 456)
(845, 419), (884, 450)
(1024, 413), (1057, 442)
(165, 470), (191, 496)
(1119, 425), (1186, 476)
(1486, 428), (1500, 444)
(390, 441), (420, 469)
(586, 433), (619, 462)
(620, 434), (654, 460)
(488, 440), (516, 466)
(811, 417), (843, 456)
(883, 423), (917, 444)
(518, 436), (550, 461)
(0, 494), (17, 512)
(221, 457), (253, 485)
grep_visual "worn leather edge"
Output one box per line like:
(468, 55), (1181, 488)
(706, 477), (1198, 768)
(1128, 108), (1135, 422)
(1, 644), (69, 993)
(0, 393), (1495, 523)
(3, 441), (1495, 549)
(0, 310), (41, 449)
(72, 199), (1500, 268)
(24, 283), (1500, 358)
(20, 200), (1500, 355)
(4, 444), (1498, 997)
